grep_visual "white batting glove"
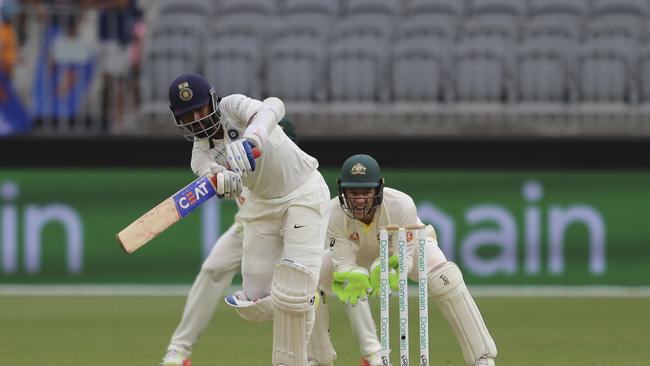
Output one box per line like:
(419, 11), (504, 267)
(225, 139), (256, 177)
(210, 163), (242, 199)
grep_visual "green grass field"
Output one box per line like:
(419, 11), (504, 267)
(1, 295), (649, 366)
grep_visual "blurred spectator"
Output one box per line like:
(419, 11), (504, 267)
(94, 0), (141, 133)
(127, 17), (145, 107)
(32, 10), (96, 129)
(0, 0), (18, 78)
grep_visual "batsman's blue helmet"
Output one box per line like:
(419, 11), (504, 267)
(169, 73), (221, 140)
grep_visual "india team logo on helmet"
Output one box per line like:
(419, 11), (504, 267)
(178, 82), (193, 101)
(350, 163), (367, 175)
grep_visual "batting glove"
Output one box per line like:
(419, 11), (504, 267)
(225, 139), (256, 177)
(369, 255), (399, 297)
(332, 267), (372, 305)
(210, 163), (242, 199)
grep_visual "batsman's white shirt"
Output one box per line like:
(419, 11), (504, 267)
(326, 187), (446, 278)
(189, 94), (330, 300)
(190, 94), (319, 198)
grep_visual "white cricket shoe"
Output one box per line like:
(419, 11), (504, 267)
(308, 358), (332, 366)
(475, 356), (495, 366)
(160, 348), (191, 366)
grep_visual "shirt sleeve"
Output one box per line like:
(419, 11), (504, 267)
(190, 139), (213, 177)
(219, 94), (263, 129)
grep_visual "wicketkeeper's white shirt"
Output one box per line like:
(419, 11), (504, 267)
(328, 187), (439, 273)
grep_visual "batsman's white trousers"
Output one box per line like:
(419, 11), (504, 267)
(238, 170), (331, 300)
(169, 222), (244, 351)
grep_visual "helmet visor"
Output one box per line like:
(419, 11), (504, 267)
(171, 90), (222, 141)
(339, 188), (382, 221)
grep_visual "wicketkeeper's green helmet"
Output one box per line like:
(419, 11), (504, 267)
(337, 154), (384, 219)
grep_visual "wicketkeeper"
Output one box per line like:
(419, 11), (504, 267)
(320, 154), (498, 366)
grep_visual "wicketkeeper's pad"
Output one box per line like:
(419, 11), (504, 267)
(429, 262), (497, 365)
(307, 292), (336, 365)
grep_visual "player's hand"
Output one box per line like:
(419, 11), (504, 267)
(369, 255), (399, 297)
(210, 163), (242, 199)
(332, 267), (372, 305)
(225, 139), (256, 177)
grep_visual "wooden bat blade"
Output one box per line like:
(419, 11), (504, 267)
(117, 198), (180, 254)
(117, 175), (218, 254)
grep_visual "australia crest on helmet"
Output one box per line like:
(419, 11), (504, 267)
(350, 162), (367, 175)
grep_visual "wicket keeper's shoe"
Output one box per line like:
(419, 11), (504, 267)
(160, 348), (191, 366)
(476, 356), (495, 366)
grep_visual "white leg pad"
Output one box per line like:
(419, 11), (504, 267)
(272, 259), (318, 366)
(307, 292), (337, 366)
(428, 262), (497, 366)
(224, 290), (274, 322)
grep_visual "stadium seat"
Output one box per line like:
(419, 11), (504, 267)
(457, 20), (517, 66)
(328, 38), (389, 101)
(341, 0), (399, 37)
(266, 37), (326, 101)
(576, 40), (638, 102)
(640, 49), (650, 103)
(465, 0), (525, 17)
(527, 0), (590, 18)
(281, 0), (337, 41)
(516, 41), (575, 102)
(140, 40), (202, 115)
(146, 17), (205, 80)
(392, 38), (450, 102)
(203, 38), (262, 98)
(453, 43), (512, 102)
(220, 0), (275, 15)
(403, 0), (462, 17)
(158, 0), (212, 18)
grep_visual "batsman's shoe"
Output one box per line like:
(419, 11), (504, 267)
(476, 356), (495, 366)
(308, 358), (333, 366)
(160, 348), (191, 366)
(360, 352), (389, 366)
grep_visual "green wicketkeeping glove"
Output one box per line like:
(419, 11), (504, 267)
(369, 255), (399, 297)
(332, 267), (372, 305)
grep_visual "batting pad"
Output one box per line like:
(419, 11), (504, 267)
(224, 291), (273, 322)
(307, 292), (336, 365)
(428, 262), (497, 366)
(271, 259), (318, 366)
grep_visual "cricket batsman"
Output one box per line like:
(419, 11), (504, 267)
(166, 72), (331, 366)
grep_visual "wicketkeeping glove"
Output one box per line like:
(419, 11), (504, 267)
(225, 139), (256, 177)
(369, 255), (399, 297)
(332, 267), (372, 305)
(210, 163), (242, 199)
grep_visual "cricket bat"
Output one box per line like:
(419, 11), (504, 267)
(117, 149), (260, 254)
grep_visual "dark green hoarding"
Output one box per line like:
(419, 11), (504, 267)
(1, 169), (649, 285)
